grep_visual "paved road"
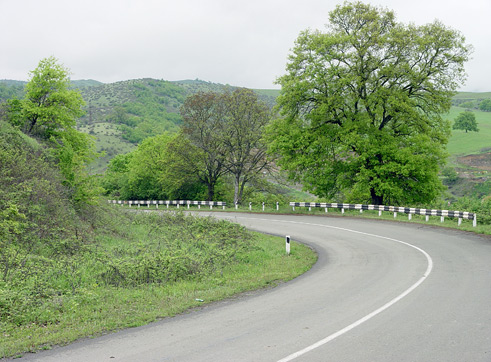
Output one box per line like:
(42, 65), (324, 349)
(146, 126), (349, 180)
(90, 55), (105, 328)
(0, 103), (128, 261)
(16, 213), (491, 361)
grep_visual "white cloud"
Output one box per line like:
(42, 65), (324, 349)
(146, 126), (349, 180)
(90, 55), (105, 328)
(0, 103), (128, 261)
(1, 0), (489, 91)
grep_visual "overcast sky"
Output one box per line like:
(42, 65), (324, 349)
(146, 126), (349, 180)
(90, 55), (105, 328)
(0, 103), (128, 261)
(1, 0), (490, 91)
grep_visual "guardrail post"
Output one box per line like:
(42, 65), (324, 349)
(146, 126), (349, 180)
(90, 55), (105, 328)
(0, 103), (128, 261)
(441, 216), (444, 223)
(286, 235), (290, 255)
(458, 217), (462, 226)
(473, 214), (477, 227)
(408, 213), (412, 220)
(249, 202), (252, 211)
(262, 202), (265, 211)
(276, 202), (279, 211)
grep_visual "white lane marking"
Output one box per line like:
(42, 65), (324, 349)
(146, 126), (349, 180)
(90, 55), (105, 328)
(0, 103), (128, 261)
(221, 216), (434, 362)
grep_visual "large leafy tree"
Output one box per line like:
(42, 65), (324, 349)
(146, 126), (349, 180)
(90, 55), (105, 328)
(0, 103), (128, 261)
(17, 57), (99, 205)
(180, 92), (229, 201)
(269, 1), (471, 205)
(222, 88), (271, 204)
(180, 89), (271, 203)
(120, 133), (205, 200)
(453, 110), (479, 133)
(22, 56), (85, 138)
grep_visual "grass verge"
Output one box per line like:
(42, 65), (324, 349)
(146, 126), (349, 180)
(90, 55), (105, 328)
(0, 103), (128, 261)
(0, 211), (316, 358)
(122, 203), (491, 235)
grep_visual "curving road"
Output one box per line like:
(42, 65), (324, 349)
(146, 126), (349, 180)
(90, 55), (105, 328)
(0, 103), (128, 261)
(16, 213), (491, 361)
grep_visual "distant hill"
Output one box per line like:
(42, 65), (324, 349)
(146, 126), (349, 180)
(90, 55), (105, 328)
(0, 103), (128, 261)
(1, 78), (488, 175)
(76, 78), (279, 172)
(0, 80), (25, 102)
(0, 78), (278, 172)
(71, 79), (104, 88)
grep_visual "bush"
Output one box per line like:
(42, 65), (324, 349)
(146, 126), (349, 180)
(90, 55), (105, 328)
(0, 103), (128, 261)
(0, 208), (255, 330)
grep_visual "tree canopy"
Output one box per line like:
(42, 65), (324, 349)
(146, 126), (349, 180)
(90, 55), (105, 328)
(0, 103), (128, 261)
(6, 57), (99, 205)
(479, 99), (491, 112)
(268, 1), (471, 205)
(102, 133), (206, 200)
(221, 88), (271, 204)
(180, 92), (228, 201)
(453, 110), (479, 133)
(22, 56), (85, 139)
(180, 89), (271, 203)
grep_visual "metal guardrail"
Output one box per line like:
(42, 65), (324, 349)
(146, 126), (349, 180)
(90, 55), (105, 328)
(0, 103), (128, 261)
(289, 202), (477, 227)
(107, 200), (477, 227)
(108, 200), (226, 209)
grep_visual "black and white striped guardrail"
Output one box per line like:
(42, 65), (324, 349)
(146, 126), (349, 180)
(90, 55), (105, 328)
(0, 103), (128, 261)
(108, 200), (227, 210)
(107, 199), (477, 227)
(289, 202), (477, 227)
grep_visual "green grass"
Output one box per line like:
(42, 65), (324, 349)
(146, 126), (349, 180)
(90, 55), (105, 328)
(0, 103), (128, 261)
(0, 212), (316, 358)
(445, 106), (491, 157)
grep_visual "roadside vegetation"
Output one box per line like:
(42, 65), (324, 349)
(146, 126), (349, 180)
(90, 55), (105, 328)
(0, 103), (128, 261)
(0, 57), (315, 358)
(1, 2), (490, 357)
(1, 207), (315, 358)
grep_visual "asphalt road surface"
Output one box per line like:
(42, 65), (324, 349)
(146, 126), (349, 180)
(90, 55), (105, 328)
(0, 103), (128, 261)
(15, 213), (491, 361)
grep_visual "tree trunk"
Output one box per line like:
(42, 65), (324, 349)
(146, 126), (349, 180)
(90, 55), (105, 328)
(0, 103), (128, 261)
(370, 187), (384, 205)
(207, 182), (215, 201)
(237, 178), (247, 205)
(233, 175), (240, 205)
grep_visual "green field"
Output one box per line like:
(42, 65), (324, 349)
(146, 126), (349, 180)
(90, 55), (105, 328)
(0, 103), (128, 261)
(446, 106), (491, 157)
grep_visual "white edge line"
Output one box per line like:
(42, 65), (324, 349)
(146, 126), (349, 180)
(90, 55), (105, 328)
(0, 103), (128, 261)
(224, 216), (434, 362)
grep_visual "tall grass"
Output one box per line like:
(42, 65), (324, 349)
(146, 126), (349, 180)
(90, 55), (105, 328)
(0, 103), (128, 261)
(0, 209), (316, 358)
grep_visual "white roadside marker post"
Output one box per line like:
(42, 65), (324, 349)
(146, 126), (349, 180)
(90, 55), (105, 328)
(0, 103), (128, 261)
(286, 235), (291, 255)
